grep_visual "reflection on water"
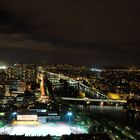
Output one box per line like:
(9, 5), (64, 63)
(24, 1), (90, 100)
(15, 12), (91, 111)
(77, 105), (140, 130)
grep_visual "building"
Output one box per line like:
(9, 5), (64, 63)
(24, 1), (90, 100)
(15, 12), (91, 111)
(6, 64), (37, 82)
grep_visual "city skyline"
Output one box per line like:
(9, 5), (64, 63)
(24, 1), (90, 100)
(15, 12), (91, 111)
(0, 0), (140, 66)
(0, 61), (140, 139)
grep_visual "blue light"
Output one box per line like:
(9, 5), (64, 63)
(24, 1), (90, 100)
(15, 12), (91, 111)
(67, 112), (72, 116)
(12, 112), (17, 116)
(67, 112), (73, 125)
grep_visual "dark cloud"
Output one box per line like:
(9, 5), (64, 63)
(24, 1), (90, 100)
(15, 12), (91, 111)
(0, 0), (140, 66)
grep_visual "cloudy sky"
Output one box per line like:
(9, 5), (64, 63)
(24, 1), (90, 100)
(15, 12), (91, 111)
(0, 0), (140, 66)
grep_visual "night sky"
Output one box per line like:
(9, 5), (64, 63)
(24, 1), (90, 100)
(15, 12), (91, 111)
(0, 0), (140, 66)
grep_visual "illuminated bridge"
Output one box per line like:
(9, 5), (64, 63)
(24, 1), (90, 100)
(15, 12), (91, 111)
(44, 72), (127, 104)
(61, 97), (127, 104)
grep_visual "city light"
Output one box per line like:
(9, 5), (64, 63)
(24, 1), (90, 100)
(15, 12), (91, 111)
(12, 112), (17, 116)
(0, 123), (87, 136)
(0, 63), (139, 139)
(67, 112), (73, 125)
(90, 68), (102, 72)
(0, 65), (7, 69)
(0, 113), (5, 116)
(67, 112), (72, 116)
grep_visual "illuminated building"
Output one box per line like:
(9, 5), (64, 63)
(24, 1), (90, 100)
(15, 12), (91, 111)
(6, 64), (37, 82)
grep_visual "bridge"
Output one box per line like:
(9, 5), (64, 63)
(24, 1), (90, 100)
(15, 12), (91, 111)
(46, 72), (109, 98)
(37, 71), (127, 104)
(61, 97), (127, 103)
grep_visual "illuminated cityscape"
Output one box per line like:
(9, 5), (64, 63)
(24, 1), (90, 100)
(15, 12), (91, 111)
(0, 62), (139, 139)
(0, 0), (140, 139)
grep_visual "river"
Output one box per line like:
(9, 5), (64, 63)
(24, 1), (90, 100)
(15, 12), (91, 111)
(76, 105), (140, 131)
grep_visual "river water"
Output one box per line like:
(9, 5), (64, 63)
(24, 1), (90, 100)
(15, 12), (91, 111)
(77, 105), (140, 131)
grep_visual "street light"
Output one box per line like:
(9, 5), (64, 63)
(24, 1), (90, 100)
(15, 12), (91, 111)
(11, 112), (17, 122)
(12, 112), (17, 116)
(67, 112), (73, 125)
